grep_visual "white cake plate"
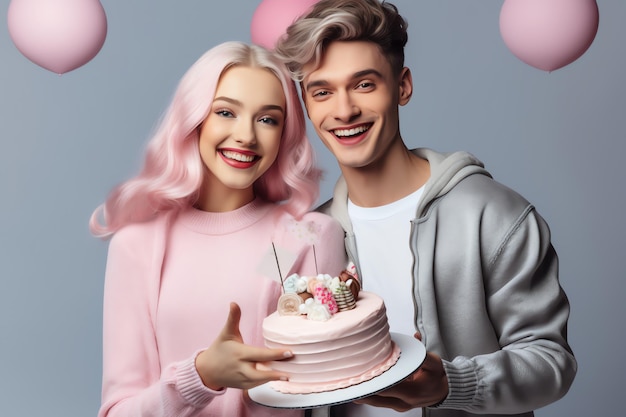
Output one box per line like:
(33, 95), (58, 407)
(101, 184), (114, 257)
(248, 332), (426, 409)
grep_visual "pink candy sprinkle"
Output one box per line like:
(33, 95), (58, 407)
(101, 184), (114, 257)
(314, 283), (338, 314)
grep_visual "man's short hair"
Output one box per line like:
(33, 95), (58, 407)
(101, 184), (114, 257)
(274, 0), (408, 81)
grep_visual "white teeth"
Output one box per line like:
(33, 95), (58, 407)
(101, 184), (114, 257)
(221, 150), (256, 162)
(333, 125), (369, 137)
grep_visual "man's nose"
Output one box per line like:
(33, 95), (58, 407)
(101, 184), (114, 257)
(333, 91), (360, 122)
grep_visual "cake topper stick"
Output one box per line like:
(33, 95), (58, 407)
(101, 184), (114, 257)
(271, 242), (285, 291)
(313, 244), (319, 275)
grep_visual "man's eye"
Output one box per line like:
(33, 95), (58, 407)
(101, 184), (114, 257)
(312, 90), (329, 97)
(357, 82), (374, 89)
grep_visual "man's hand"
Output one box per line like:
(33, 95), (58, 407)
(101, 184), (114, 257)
(195, 302), (293, 390)
(355, 332), (449, 411)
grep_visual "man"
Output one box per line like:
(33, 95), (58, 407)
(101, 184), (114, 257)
(275, 1), (577, 417)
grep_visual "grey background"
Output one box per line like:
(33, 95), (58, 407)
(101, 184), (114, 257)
(0, 0), (623, 416)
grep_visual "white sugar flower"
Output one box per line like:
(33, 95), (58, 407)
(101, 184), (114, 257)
(307, 302), (332, 322)
(283, 274), (301, 294)
(299, 298), (331, 321)
(328, 277), (342, 293)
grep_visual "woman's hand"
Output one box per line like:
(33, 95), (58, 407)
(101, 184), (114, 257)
(195, 302), (293, 391)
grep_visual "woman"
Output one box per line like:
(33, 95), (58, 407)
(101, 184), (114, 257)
(91, 41), (346, 417)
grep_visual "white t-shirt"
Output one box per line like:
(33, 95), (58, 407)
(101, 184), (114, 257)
(343, 187), (424, 417)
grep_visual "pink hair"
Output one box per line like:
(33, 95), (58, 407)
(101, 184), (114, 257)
(90, 42), (320, 238)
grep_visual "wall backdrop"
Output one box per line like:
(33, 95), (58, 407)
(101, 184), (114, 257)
(1, 1), (624, 416)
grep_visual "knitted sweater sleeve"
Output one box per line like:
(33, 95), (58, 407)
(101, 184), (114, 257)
(97, 224), (222, 417)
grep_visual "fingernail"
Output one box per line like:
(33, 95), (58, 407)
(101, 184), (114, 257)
(283, 351), (293, 358)
(280, 376), (289, 381)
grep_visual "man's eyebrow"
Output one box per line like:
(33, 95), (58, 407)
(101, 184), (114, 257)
(213, 96), (284, 113)
(304, 79), (330, 91)
(352, 69), (384, 80)
(304, 69), (385, 92)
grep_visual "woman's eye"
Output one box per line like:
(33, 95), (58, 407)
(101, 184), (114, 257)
(216, 110), (234, 117)
(259, 116), (279, 125)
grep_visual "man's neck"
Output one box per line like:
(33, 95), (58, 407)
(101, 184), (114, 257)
(342, 144), (430, 207)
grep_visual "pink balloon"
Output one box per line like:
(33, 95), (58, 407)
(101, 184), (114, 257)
(499, 0), (599, 72)
(7, 0), (107, 74)
(250, 0), (319, 49)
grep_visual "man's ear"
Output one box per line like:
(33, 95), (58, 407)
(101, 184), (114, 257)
(398, 67), (413, 106)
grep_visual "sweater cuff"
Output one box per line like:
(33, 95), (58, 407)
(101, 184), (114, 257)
(435, 357), (479, 409)
(175, 351), (225, 407)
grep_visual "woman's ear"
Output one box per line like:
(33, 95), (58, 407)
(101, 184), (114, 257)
(398, 67), (413, 106)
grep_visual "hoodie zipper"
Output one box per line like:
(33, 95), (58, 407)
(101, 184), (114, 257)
(409, 218), (422, 343)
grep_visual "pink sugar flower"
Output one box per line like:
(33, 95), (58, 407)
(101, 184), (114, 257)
(314, 283), (338, 314)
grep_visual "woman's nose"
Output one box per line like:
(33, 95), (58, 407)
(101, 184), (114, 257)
(234, 119), (256, 146)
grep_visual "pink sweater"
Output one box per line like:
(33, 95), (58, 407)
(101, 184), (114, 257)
(98, 199), (347, 417)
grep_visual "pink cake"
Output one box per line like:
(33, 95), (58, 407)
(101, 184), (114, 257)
(262, 270), (400, 394)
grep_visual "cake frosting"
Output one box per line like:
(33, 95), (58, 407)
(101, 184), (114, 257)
(261, 269), (400, 394)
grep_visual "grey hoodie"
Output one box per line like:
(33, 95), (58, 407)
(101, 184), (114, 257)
(322, 148), (576, 417)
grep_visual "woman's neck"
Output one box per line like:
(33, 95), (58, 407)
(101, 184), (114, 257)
(196, 180), (255, 213)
